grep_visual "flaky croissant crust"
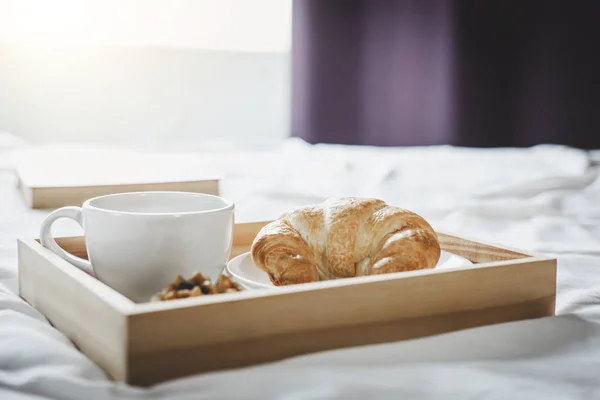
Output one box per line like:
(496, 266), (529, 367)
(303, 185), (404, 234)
(251, 197), (441, 286)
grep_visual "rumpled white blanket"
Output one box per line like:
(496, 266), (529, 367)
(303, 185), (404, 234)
(1, 136), (600, 399)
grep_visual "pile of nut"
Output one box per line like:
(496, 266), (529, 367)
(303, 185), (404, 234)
(152, 272), (242, 301)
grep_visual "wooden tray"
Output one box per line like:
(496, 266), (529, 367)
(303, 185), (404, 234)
(18, 222), (557, 386)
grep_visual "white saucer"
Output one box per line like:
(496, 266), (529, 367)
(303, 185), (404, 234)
(227, 250), (473, 290)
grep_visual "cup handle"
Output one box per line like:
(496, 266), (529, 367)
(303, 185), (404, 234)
(39, 206), (95, 277)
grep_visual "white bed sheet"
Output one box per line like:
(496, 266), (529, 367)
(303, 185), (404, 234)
(1, 137), (600, 399)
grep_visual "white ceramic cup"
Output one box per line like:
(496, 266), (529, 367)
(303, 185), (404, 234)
(39, 191), (235, 303)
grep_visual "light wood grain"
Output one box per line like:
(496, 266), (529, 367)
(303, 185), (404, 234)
(128, 257), (556, 352)
(18, 239), (135, 381)
(21, 179), (219, 209)
(233, 221), (270, 244)
(48, 237), (88, 259)
(437, 232), (531, 262)
(229, 221), (270, 259)
(18, 223), (557, 386)
(128, 295), (554, 385)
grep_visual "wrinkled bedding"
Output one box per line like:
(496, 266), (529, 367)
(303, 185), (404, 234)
(1, 137), (600, 399)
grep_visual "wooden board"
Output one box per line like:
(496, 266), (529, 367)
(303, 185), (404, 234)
(19, 179), (219, 209)
(18, 222), (557, 386)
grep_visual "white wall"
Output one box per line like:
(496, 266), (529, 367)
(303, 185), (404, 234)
(0, 0), (291, 148)
(0, 42), (290, 148)
(0, 0), (291, 52)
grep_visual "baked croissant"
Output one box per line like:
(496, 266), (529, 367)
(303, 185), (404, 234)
(251, 197), (440, 286)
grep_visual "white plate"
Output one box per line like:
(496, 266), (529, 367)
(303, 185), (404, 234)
(227, 250), (473, 290)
